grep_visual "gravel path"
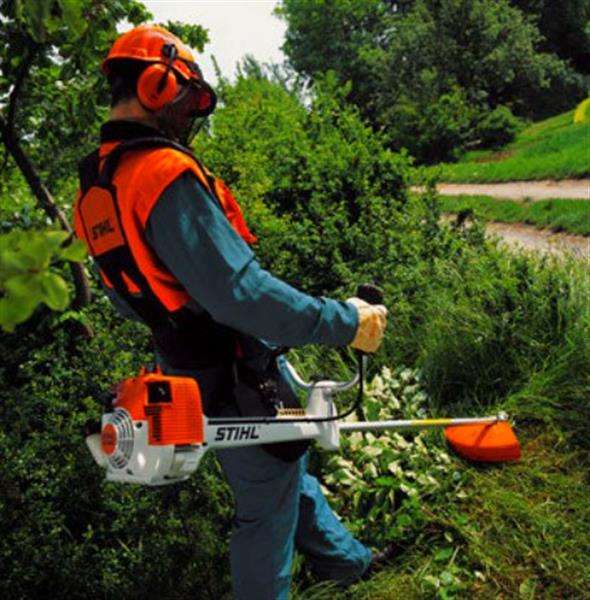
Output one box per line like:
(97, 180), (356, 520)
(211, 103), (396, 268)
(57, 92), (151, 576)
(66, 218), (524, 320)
(435, 179), (590, 200)
(431, 179), (590, 257)
(485, 222), (589, 259)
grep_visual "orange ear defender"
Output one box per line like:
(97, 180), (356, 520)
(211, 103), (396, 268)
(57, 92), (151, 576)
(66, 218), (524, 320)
(103, 26), (218, 116)
(138, 62), (178, 111)
(137, 42), (179, 111)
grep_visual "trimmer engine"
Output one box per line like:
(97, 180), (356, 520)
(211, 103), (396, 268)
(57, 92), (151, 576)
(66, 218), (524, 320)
(86, 368), (207, 485)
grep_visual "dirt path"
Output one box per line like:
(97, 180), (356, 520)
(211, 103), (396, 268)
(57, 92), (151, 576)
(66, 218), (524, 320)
(485, 222), (589, 259)
(435, 179), (590, 200)
(423, 178), (590, 257)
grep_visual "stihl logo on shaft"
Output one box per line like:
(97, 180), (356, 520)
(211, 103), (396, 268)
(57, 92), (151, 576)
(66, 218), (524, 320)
(214, 425), (260, 442)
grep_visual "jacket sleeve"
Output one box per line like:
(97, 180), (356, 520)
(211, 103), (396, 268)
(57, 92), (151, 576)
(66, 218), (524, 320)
(145, 171), (358, 348)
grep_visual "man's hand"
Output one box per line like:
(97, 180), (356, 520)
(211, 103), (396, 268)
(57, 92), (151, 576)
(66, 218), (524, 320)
(347, 297), (388, 353)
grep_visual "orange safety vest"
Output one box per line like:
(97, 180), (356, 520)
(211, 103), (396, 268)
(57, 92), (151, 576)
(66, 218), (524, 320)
(75, 133), (311, 458)
(75, 138), (256, 310)
(74, 136), (256, 369)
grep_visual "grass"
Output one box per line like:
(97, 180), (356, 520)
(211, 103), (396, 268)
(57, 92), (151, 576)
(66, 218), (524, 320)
(291, 430), (590, 600)
(424, 110), (590, 182)
(437, 195), (590, 236)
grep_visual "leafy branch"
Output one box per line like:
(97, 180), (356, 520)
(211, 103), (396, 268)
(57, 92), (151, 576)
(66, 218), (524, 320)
(0, 0), (94, 329)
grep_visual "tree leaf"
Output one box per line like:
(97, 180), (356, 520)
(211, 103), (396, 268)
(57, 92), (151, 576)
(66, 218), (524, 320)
(17, 0), (51, 42)
(19, 231), (68, 270)
(0, 296), (38, 332)
(4, 272), (44, 300)
(39, 271), (69, 311)
(0, 248), (31, 279)
(59, 238), (87, 262)
(57, 0), (87, 40)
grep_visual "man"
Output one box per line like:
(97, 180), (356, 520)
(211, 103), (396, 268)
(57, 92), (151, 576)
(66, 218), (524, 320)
(74, 25), (388, 600)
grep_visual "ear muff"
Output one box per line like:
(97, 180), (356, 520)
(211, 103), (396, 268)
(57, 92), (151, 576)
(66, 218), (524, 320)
(137, 64), (178, 111)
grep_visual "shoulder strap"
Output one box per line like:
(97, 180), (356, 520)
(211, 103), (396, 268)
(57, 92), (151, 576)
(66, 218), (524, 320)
(78, 149), (100, 196)
(78, 136), (206, 193)
(98, 137), (205, 186)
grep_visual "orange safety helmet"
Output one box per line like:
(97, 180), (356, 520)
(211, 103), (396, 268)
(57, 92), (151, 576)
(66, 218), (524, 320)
(102, 25), (216, 115)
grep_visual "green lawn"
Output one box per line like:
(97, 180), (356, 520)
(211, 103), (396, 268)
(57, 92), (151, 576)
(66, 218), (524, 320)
(437, 195), (590, 236)
(424, 110), (590, 182)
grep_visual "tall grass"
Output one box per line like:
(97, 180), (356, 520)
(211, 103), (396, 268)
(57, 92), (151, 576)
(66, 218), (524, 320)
(504, 259), (590, 449)
(288, 234), (590, 598)
(411, 242), (588, 418)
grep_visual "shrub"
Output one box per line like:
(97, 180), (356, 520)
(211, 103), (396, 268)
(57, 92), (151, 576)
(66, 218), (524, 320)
(414, 90), (475, 163)
(474, 105), (522, 149)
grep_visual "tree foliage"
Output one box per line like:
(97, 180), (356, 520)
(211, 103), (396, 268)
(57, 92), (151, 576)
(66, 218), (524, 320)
(0, 228), (86, 331)
(510, 0), (590, 74)
(277, 0), (589, 162)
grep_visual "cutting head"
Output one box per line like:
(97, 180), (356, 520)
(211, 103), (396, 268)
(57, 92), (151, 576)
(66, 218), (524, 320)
(444, 421), (521, 462)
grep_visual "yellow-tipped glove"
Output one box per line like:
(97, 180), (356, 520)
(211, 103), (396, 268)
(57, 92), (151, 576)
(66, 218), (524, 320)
(347, 297), (388, 353)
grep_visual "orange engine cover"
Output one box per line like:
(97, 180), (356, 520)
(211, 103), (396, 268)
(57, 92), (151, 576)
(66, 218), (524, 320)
(114, 368), (204, 446)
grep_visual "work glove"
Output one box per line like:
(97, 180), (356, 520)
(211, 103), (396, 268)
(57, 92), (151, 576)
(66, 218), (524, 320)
(347, 297), (388, 353)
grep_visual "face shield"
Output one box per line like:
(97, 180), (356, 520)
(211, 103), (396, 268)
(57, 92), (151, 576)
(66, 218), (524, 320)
(157, 59), (217, 146)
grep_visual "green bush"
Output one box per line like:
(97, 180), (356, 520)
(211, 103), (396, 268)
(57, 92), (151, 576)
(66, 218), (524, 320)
(475, 105), (522, 149)
(198, 71), (412, 296)
(414, 89), (475, 163)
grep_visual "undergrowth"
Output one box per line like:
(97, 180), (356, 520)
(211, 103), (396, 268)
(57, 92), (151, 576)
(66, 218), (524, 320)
(291, 255), (590, 599)
(293, 426), (590, 600)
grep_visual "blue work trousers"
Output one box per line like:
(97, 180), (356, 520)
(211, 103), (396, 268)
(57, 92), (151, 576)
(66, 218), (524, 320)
(216, 446), (371, 600)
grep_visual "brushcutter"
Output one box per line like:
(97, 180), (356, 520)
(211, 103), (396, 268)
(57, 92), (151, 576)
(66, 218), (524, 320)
(85, 349), (521, 487)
